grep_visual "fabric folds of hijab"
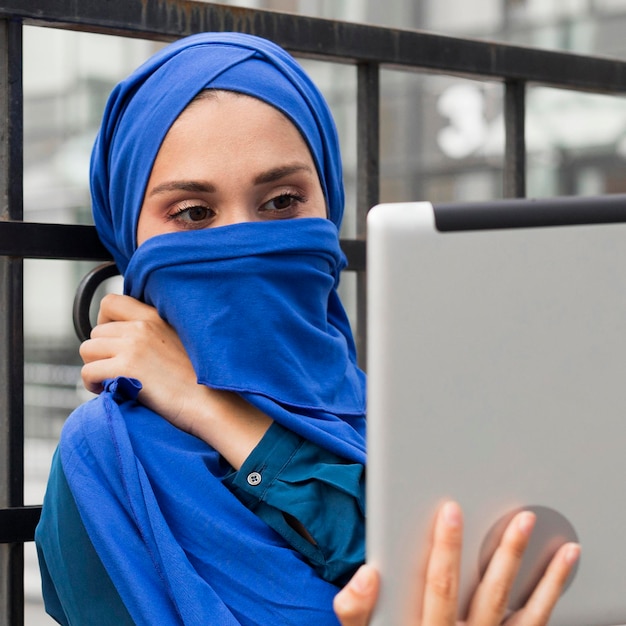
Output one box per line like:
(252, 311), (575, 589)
(40, 32), (366, 625)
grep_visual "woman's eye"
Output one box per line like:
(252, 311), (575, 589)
(184, 206), (211, 221)
(261, 193), (305, 214)
(168, 204), (213, 225)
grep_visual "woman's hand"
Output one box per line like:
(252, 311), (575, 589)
(333, 501), (580, 626)
(81, 294), (201, 425)
(80, 294), (272, 468)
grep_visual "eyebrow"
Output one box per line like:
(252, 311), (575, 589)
(147, 163), (315, 198)
(148, 180), (216, 197)
(253, 163), (314, 185)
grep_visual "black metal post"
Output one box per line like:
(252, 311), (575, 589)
(0, 16), (24, 626)
(356, 62), (379, 369)
(504, 79), (526, 198)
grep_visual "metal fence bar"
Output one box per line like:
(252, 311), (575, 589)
(504, 80), (526, 198)
(356, 62), (380, 366)
(357, 63), (381, 228)
(0, 222), (111, 260)
(0, 222), (365, 268)
(0, 17), (24, 626)
(0, 507), (41, 544)
(2, 1), (626, 93)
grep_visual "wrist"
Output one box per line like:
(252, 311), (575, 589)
(184, 385), (273, 470)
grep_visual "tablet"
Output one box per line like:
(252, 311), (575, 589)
(366, 197), (626, 626)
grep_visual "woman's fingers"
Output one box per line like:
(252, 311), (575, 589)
(334, 503), (578, 626)
(96, 293), (159, 325)
(333, 565), (380, 626)
(79, 335), (135, 393)
(420, 500), (464, 626)
(466, 511), (536, 625)
(80, 294), (208, 431)
(505, 542), (580, 626)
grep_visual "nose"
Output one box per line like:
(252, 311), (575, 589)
(215, 203), (259, 227)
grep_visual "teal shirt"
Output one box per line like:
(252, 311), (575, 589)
(36, 449), (133, 625)
(223, 421), (365, 586)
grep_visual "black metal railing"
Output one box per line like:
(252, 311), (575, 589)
(3, 2), (626, 624)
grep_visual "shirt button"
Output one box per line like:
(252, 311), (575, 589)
(247, 471), (262, 486)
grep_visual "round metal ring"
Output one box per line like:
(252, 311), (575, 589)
(72, 261), (120, 342)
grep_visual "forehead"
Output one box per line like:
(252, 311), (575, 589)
(149, 91), (318, 179)
(173, 91), (306, 145)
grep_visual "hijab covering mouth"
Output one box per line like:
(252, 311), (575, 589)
(36, 32), (367, 625)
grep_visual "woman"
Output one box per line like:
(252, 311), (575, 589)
(36, 32), (578, 625)
(37, 31), (366, 626)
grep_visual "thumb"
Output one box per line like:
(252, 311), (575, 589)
(333, 564), (379, 626)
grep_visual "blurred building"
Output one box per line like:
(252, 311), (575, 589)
(22, 1), (626, 622)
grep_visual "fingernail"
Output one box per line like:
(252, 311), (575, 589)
(442, 501), (462, 528)
(350, 565), (375, 595)
(564, 543), (581, 566)
(517, 511), (536, 536)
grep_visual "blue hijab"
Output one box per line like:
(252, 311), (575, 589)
(46, 32), (365, 625)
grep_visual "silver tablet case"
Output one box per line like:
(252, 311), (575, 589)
(366, 201), (626, 626)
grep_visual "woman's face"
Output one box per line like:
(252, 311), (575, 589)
(137, 91), (327, 246)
